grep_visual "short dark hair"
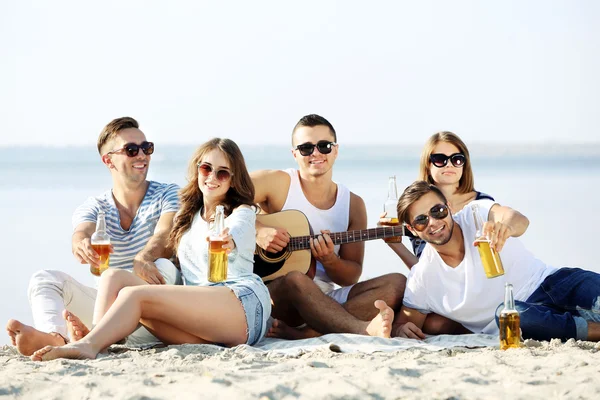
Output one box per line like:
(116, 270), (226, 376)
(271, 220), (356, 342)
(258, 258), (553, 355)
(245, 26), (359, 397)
(97, 117), (139, 155)
(397, 181), (448, 225)
(292, 114), (337, 143)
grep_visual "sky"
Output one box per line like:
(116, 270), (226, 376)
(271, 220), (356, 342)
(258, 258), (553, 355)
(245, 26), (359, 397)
(1, 0), (599, 147)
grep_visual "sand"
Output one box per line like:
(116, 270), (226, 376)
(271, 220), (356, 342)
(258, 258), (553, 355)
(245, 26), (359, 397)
(1, 337), (599, 400)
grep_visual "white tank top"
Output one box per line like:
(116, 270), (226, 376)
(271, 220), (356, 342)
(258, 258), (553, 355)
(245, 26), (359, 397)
(281, 168), (351, 292)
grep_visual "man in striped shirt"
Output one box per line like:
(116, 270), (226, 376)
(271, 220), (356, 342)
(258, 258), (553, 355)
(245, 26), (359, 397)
(7, 117), (180, 356)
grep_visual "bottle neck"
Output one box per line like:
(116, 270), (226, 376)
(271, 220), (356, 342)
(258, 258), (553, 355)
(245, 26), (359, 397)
(504, 284), (516, 311)
(387, 177), (398, 200)
(96, 213), (107, 233)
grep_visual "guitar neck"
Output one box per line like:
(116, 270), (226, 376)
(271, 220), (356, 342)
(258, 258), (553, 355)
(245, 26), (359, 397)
(288, 225), (412, 251)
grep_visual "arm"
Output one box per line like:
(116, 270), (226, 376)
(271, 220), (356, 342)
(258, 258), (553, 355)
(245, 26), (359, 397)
(312, 192), (366, 287)
(133, 211), (176, 284)
(485, 203), (530, 251)
(251, 169), (292, 252)
(72, 222), (103, 267)
(391, 306), (427, 340)
(386, 242), (419, 269)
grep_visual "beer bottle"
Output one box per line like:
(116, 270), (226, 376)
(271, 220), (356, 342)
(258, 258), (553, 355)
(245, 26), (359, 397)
(472, 203), (504, 278)
(381, 176), (402, 243)
(499, 283), (521, 350)
(208, 205), (228, 282)
(90, 211), (111, 276)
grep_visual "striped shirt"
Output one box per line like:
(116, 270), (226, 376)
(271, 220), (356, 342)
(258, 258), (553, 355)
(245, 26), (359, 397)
(72, 181), (180, 270)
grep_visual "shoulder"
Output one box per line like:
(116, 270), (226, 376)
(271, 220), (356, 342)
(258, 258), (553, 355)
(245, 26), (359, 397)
(348, 191), (367, 225)
(150, 181), (180, 195)
(230, 205), (256, 220)
(250, 169), (291, 182)
(349, 191), (366, 213)
(475, 190), (494, 201)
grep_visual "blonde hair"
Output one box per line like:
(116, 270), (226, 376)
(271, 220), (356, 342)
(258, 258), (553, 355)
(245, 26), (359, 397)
(167, 138), (255, 253)
(418, 131), (474, 194)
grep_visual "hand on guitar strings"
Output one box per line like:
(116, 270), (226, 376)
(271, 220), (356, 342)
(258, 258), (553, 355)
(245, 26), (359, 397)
(310, 230), (339, 265)
(256, 225), (290, 253)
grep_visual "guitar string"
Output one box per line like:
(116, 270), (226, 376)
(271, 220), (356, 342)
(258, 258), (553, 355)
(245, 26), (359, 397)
(287, 226), (404, 251)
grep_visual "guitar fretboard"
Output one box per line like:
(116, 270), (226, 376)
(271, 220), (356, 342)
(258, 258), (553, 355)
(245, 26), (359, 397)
(288, 225), (409, 251)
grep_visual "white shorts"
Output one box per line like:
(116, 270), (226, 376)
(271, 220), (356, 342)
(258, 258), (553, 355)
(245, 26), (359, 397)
(325, 285), (354, 304)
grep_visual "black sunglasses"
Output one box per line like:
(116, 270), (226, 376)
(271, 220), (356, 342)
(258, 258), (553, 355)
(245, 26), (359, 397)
(411, 204), (449, 232)
(430, 153), (466, 168)
(294, 140), (337, 157)
(197, 163), (232, 182)
(107, 141), (154, 157)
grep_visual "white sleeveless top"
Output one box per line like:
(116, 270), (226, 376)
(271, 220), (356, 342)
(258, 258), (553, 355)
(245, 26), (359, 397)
(281, 168), (351, 293)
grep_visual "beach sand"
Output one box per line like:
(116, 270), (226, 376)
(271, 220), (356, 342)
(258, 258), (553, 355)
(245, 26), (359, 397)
(1, 338), (599, 399)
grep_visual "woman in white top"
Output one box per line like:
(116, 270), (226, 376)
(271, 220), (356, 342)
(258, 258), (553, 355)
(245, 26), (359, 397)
(32, 138), (271, 361)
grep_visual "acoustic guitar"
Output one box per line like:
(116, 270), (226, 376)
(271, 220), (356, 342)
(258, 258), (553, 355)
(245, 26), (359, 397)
(253, 209), (414, 282)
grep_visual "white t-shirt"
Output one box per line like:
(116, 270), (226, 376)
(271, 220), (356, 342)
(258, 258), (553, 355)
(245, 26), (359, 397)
(402, 199), (559, 334)
(280, 168), (350, 293)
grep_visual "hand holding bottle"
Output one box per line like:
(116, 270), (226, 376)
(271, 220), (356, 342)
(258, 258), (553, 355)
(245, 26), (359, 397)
(479, 221), (514, 252)
(205, 227), (233, 254)
(73, 237), (114, 266)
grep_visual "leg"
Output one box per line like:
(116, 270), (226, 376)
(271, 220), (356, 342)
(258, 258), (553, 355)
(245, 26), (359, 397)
(6, 270), (95, 355)
(32, 285), (249, 361)
(93, 268), (148, 326)
(526, 267), (600, 341)
(267, 271), (393, 338)
(422, 314), (471, 335)
(343, 273), (406, 320)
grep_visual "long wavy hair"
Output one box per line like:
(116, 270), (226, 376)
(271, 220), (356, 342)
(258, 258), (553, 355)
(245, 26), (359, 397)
(168, 138), (255, 253)
(418, 131), (475, 194)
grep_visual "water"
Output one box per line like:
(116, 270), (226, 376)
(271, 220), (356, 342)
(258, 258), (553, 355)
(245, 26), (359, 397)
(1, 144), (599, 346)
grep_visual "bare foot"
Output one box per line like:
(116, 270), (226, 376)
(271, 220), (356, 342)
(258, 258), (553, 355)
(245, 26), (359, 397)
(5, 319), (66, 356)
(63, 310), (90, 342)
(365, 300), (394, 338)
(267, 320), (321, 340)
(31, 342), (97, 362)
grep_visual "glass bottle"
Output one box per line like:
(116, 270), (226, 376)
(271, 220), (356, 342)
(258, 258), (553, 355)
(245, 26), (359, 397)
(499, 283), (521, 350)
(381, 176), (402, 243)
(208, 205), (228, 282)
(472, 203), (504, 278)
(90, 211), (111, 276)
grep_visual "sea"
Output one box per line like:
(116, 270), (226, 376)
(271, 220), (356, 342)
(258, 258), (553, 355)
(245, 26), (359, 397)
(1, 143), (599, 346)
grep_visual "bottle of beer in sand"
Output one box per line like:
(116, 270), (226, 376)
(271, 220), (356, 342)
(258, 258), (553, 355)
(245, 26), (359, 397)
(208, 205), (228, 283)
(381, 176), (402, 243)
(471, 203), (504, 278)
(499, 283), (521, 350)
(90, 211), (111, 276)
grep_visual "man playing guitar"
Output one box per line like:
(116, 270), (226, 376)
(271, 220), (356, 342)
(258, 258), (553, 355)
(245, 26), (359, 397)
(251, 114), (406, 339)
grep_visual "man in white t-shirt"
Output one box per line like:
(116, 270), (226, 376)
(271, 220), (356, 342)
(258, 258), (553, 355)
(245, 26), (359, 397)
(6, 117), (181, 356)
(251, 114), (405, 339)
(391, 180), (600, 342)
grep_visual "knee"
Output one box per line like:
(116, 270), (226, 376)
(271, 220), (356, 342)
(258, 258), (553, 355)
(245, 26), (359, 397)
(116, 285), (143, 301)
(28, 270), (68, 298)
(381, 273), (407, 309)
(282, 271), (313, 294)
(100, 268), (131, 286)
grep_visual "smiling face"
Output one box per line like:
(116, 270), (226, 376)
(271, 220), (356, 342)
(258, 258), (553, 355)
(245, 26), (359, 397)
(407, 191), (454, 246)
(292, 125), (338, 178)
(197, 149), (232, 204)
(428, 141), (463, 187)
(103, 128), (150, 184)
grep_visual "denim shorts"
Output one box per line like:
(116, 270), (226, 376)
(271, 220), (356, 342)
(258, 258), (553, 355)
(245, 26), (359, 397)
(210, 276), (271, 345)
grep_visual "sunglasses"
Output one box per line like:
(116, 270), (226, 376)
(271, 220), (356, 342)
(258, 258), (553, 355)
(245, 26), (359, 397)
(411, 204), (449, 232)
(197, 163), (232, 182)
(107, 141), (154, 157)
(294, 140), (337, 157)
(430, 153), (466, 168)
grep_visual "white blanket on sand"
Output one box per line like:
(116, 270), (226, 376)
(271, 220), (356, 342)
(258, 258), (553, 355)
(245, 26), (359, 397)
(123, 333), (499, 355)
